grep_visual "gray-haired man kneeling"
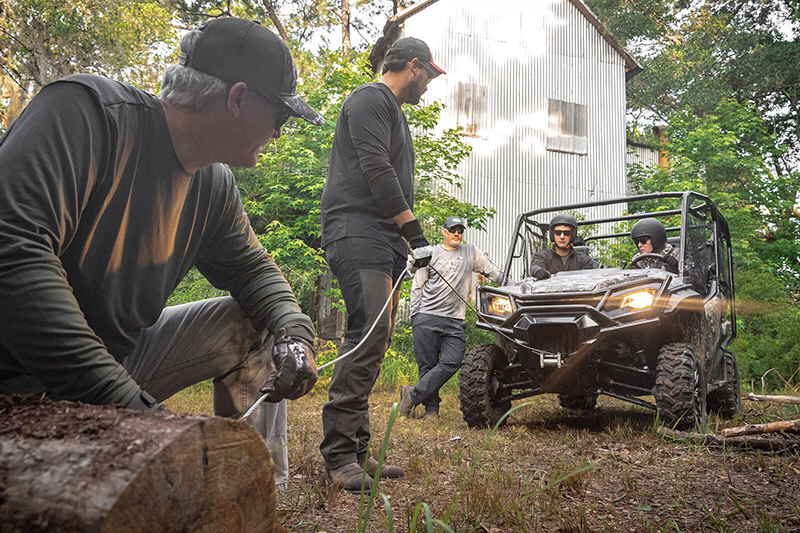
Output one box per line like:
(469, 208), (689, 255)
(0, 18), (323, 493)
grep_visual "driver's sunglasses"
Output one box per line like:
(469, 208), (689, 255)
(634, 237), (650, 245)
(553, 229), (572, 237)
(448, 227), (465, 235)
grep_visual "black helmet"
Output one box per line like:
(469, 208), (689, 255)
(631, 218), (667, 250)
(548, 213), (578, 245)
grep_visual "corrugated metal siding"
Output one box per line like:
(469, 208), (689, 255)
(401, 0), (629, 276)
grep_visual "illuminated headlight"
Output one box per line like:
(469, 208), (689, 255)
(487, 295), (513, 316)
(619, 288), (657, 310)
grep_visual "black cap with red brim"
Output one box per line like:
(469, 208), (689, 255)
(385, 37), (446, 78)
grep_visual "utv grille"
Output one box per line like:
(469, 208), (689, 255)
(512, 315), (600, 355)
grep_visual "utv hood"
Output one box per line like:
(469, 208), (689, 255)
(514, 268), (673, 294)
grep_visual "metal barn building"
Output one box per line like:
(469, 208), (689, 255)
(373, 0), (642, 271)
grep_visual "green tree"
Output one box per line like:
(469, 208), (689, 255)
(586, 0), (800, 171)
(0, 0), (177, 127)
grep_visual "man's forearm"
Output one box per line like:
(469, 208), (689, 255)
(393, 209), (415, 227)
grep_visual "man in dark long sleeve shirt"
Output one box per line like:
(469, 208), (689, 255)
(0, 18), (323, 493)
(319, 37), (445, 493)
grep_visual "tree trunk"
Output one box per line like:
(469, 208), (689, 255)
(341, 0), (351, 56)
(261, 0), (290, 43)
(0, 395), (276, 533)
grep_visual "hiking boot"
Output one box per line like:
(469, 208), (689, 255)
(360, 456), (405, 479)
(326, 462), (373, 494)
(423, 410), (439, 420)
(399, 385), (414, 417)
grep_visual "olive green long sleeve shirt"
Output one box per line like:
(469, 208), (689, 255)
(0, 74), (313, 406)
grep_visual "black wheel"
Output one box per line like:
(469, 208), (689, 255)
(558, 393), (598, 411)
(707, 349), (741, 418)
(655, 343), (707, 430)
(459, 344), (512, 428)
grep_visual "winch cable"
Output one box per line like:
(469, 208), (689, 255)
(424, 263), (543, 354)
(243, 260), (535, 419)
(243, 265), (409, 419)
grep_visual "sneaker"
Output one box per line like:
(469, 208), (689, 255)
(326, 462), (373, 494)
(399, 385), (414, 417)
(360, 456), (405, 479)
(423, 410), (439, 420)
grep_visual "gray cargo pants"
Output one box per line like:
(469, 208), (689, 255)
(121, 296), (289, 490)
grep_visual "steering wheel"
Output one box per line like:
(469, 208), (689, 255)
(629, 253), (669, 269)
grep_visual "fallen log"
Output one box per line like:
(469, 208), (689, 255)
(743, 392), (800, 405)
(720, 419), (800, 438)
(0, 395), (275, 533)
(658, 426), (799, 452)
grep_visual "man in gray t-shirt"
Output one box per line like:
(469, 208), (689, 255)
(399, 217), (503, 418)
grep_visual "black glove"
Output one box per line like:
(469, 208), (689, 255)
(260, 327), (318, 402)
(401, 219), (431, 268)
(529, 265), (551, 280)
(125, 390), (165, 412)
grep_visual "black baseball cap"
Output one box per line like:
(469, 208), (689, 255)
(443, 216), (465, 230)
(179, 18), (324, 126)
(385, 37), (446, 78)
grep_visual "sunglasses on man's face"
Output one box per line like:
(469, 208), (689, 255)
(448, 227), (465, 235)
(553, 229), (572, 237)
(274, 109), (291, 131)
(634, 237), (650, 245)
(260, 92), (292, 130)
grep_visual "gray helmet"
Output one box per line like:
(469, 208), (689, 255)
(549, 213), (578, 245)
(631, 218), (667, 250)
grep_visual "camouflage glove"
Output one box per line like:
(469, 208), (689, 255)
(529, 265), (551, 280)
(260, 327), (318, 402)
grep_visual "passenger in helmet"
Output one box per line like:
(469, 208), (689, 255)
(528, 213), (596, 280)
(629, 218), (679, 273)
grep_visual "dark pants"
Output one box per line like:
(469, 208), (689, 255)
(320, 237), (406, 470)
(409, 313), (467, 412)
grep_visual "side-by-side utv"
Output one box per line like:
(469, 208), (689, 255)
(459, 191), (740, 430)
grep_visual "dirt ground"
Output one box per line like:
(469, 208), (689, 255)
(277, 389), (800, 533)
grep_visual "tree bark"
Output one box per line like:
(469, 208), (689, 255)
(744, 392), (800, 405)
(720, 419), (800, 438)
(658, 426), (800, 452)
(341, 0), (351, 56)
(0, 395), (275, 533)
(261, 0), (290, 43)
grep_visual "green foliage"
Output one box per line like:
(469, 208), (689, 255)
(732, 269), (800, 391)
(166, 267), (226, 307)
(627, 97), (800, 386)
(586, 0), (800, 158)
(1, 0), (177, 93)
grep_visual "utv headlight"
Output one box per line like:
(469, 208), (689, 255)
(487, 295), (513, 316)
(619, 288), (657, 310)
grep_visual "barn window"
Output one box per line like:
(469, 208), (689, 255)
(455, 82), (487, 137)
(546, 99), (588, 155)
